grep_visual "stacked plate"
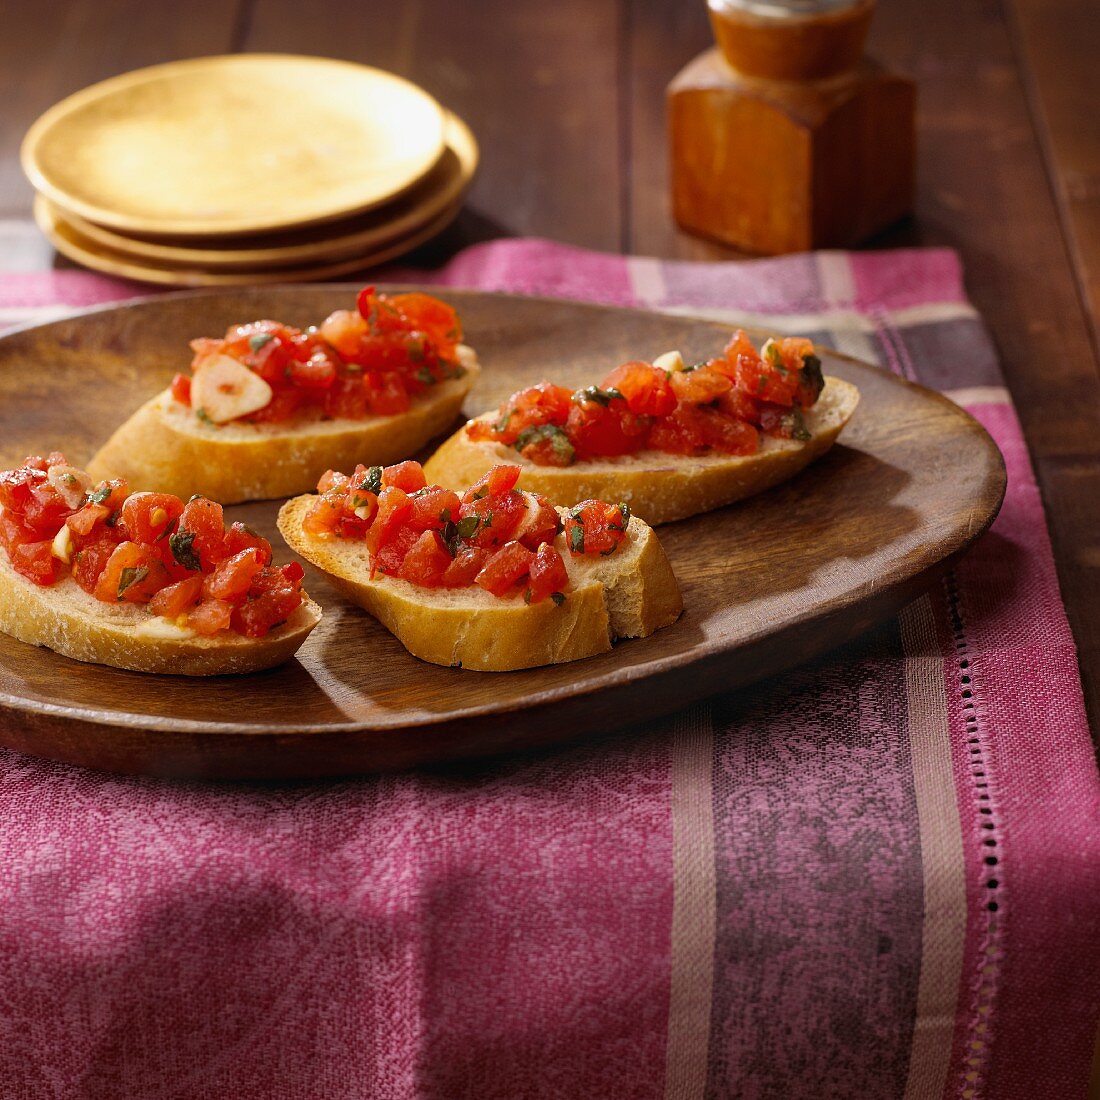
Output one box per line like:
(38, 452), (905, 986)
(21, 55), (478, 286)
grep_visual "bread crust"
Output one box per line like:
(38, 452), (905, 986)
(277, 496), (682, 671)
(423, 376), (859, 524)
(87, 362), (480, 504)
(0, 552), (321, 675)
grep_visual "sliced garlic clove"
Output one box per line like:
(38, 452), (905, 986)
(46, 463), (92, 508)
(190, 354), (273, 424)
(51, 524), (73, 564)
(653, 350), (685, 372)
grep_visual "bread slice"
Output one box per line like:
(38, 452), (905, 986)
(423, 375), (859, 525)
(278, 496), (683, 671)
(87, 360), (480, 505)
(0, 552), (321, 675)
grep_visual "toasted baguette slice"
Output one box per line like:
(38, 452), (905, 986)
(278, 496), (682, 671)
(424, 375), (859, 525)
(87, 358), (480, 505)
(0, 552), (321, 675)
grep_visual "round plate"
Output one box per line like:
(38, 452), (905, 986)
(36, 196), (465, 286)
(36, 114), (478, 271)
(0, 289), (1006, 779)
(21, 55), (447, 238)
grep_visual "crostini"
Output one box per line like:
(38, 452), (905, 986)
(424, 332), (859, 525)
(278, 460), (682, 671)
(0, 453), (320, 674)
(88, 286), (480, 504)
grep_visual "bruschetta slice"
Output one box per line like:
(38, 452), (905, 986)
(0, 453), (320, 675)
(423, 333), (859, 525)
(88, 287), (479, 504)
(278, 460), (682, 672)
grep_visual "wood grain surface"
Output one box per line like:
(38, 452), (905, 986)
(2, 0), (1096, 735)
(0, 288), (1004, 778)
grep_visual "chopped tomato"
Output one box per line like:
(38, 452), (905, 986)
(202, 548), (266, 602)
(475, 541), (535, 597)
(564, 501), (630, 557)
(10, 539), (57, 586)
(177, 497), (226, 569)
(527, 543), (568, 604)
(459, 490), (525, 548)
(381, 461), (428, 494)
(366, 487), (413, 557)
(668, 366), (733, 405)
(0, 454), (304, 638)
(186, 599), (234, 636)
(149, 575), (204, 619)
(602, 362), (677, 417)
(565, 396), (648, 459)
(222, 522), (273, 565)
(648, 402), (759, 456)
(442, 545), (488, 587)
(120, 492), (184, 545)
(399, 530), (452, 587)
(514, 496), (561, 551)
(94, 542), (167, 604)
(408, 487), (462, 531)
(468, 383), (573, 445)
(372, 525), (419, 577)
(466, 464), (521, 499)
(170, 373), (191, 405)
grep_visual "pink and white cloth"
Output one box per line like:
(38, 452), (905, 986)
(0, 240), (1096, 1099)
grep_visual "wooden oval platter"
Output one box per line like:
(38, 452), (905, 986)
(0, 289), (1005, 779)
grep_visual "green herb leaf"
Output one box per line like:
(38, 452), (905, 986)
(359, 466), (383, 495)
(195, 408), (214, 424)
(169, 529), (201, 571)
(800, 353), (824, 402)
(573, 385), (624, 407)
(249, 333), (274, 352)
(514, 423), (576, 465)
(87, 484), (112, 505)
(763, 339), (782, 368)
(550, 591), (566, 606)
(483, 510), (493, 529)
(439, 507), (452, 524)
(569, 524), (585, 553)
(785, 408), (812, 442)
(523, 588), (532, 605)
(117, 566), (149, 598)
(415, 366), (434, 386)
(619, 502), (631, 524)
(407, 337), (426, 363)
(104, 510), (120, 528)
(456, 515), (479, 539)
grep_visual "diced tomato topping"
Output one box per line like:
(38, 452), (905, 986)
(10, 540), (57, 586)
(381, 461), (428, 494)
(94, 541), (168, 604)
(400, 530), (452, 587)
(526, 543), (569, 604)
(0, 453), (304, 637)
(177, 497), (226, 570)
(408, 487), (462, 531)
(475, 541), (535, 597)
(602, 362), (677, 417)
(149, 575), (204, 619)
(366, 487), (414, 558)
(373, 525), (420, 577)
(514, 496), (562, 551)
(186, 599), (234, 636)
(467, 332), (818, 466)
(120, 492), (184, 545)
(202, 548), (266, 601)
(466, 464), (521, 499)
(564, 501), (630, 557)
(170, 373), (192, 405)
(442, 545), (488, 587)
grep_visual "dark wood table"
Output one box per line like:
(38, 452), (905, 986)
(4, 0), (1099, 731)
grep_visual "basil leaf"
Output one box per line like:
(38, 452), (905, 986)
(249, 333), (274, 352)
(514, 424), (576, 465)
(573, 385), (624, 407)
(359, 466), (383, 495)
(550, 591), (566, 606)
(785, 408), (812, 442)
(87, 484), (112, 505)
(415, 366), (434, 386)
(117, 566), (149, 598)
(800, 353), (824, 402)
(569, 524), (585, 553)
(169, 529), (201, 571)
(483, 511), (493, 529)
(456, 515), (479, 539)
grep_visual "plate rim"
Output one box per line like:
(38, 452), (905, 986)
(0, 286), (1009, 738)
(20, 53), (449, 238)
